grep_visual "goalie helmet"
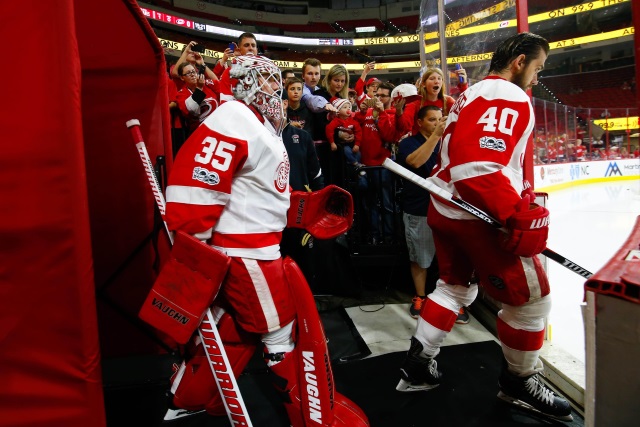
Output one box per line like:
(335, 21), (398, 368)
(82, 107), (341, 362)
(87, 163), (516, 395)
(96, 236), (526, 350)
(391, 83), (420, 104)
(229, 55), (286, 136)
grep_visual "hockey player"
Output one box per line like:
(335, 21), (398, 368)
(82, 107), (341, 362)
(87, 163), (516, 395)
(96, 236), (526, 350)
(395, 32), (573, 422)
(159, 54), (368, 426)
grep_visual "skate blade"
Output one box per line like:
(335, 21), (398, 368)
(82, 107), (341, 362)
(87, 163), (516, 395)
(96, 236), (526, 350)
(163, 407), (206, 421)
(395, 378), (439, 392)
(497, 391), (573, 422)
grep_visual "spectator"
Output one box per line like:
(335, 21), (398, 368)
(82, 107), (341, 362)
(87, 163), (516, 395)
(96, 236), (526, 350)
(397, 105), (445, 318)
(213, 32), (258, 79)
(313, 64), (351, 186)
(171, 41), (217, 84)
(348, 88), (358, 112)
(282, 69), (296, 81)
(355, 81), (398, 244)
(300, 58), (338, 115)
(280, 95), (325, 278)
(396, 66), (468, 136)
(325, 98), (363, 170)
(353, 62), (379, 108)
(396, 32), (573, 424)
(285, 77), (314, 135)
(174, 62), (220, 134)
(574, 139), (586, 161)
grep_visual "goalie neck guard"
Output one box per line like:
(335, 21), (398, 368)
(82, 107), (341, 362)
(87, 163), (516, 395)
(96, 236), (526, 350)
(230, 55), (286, 136)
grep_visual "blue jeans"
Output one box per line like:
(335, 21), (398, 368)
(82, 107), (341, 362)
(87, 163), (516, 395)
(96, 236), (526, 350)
(343, 145), (361, 165)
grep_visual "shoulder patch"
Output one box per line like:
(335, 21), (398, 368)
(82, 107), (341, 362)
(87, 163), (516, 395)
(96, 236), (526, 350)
(479, 136), (506, 152)
(192, 166), (220, 186)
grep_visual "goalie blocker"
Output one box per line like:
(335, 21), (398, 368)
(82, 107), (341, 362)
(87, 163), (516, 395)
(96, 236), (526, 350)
(138, 231), (230, 344)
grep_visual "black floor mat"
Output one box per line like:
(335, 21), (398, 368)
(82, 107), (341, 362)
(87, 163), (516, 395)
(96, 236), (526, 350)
(104, 341), (584, 427)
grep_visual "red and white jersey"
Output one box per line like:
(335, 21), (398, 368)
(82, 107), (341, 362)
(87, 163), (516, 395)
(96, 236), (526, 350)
(176, 81), (221, 132)
(165, 101), (290, 260)
(429, 75), (534, 224)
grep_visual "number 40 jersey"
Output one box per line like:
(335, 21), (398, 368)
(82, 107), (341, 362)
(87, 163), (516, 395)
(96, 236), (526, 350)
(428, 75), (535, 225)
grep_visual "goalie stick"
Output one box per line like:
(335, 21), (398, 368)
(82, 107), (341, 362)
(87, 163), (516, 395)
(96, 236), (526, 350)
(382, 158), (593, 279)
(126, 119), (254, 426)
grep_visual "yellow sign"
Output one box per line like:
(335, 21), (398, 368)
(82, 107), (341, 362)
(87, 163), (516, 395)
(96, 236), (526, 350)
(159, 26), (634, 70)
(352, 0), (630, 45)
(593, 117), (640, 131)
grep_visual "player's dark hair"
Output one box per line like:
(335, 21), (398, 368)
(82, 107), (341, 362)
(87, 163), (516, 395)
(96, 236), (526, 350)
(417, 105), (441, 121)
(488, 32), (550, 74)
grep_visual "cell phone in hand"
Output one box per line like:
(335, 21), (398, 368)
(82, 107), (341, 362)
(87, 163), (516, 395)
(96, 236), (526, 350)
(228, 43), (235, 52)
(192, 44), (206, 53)
(198, 64), (206, 75)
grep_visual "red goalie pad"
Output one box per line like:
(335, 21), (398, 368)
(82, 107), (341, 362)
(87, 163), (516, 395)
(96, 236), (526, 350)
(139, 231), (230, 344)
(287, 185), (354, 240)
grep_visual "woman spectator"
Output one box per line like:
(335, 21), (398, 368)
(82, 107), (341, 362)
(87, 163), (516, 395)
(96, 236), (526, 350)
(175, 62), (220, 135)
(312, 64), (350, 186)
(396, 66), (468, 136)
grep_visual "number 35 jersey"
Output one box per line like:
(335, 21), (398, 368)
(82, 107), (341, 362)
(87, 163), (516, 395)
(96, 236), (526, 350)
(165, 100), (290, 260)
(429, 75), (535, 224)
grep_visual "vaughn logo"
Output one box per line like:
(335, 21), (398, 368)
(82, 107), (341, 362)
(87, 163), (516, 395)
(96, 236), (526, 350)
(151, 298), (190, 325)
(302, 351), (323, 423)
(479, 136), (506, 152)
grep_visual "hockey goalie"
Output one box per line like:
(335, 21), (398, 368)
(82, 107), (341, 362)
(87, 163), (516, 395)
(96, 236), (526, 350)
(140, 54), (367, 426)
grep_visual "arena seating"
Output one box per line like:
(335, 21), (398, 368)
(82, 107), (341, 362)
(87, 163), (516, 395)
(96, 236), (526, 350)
(540, 65), (636, 108)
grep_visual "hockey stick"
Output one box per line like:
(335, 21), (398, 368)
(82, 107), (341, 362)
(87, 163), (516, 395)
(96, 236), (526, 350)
(126, 119), (254, 426)
(382, 158), (593, 279)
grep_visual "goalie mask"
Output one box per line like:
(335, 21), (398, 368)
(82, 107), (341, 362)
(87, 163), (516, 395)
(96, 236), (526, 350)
(229, 55), (286, 136)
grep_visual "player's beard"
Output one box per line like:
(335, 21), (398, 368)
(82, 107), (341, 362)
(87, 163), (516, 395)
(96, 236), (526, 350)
(511, 70), (531, 91)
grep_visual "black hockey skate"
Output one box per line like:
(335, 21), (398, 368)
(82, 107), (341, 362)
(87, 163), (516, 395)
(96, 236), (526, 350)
(498, 366), (573, 422)
(396, 337), (442, 392)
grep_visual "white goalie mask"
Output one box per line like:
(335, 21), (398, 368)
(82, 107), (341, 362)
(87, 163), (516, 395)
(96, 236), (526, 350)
(229, 55), (286, 136)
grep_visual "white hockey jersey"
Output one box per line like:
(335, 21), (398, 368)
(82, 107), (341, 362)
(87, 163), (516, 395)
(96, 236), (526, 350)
(165, 100), (290, 260)
(429, 75), (535, 224)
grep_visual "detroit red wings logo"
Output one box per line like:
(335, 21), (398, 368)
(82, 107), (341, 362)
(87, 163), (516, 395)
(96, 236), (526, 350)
(274, 151), (289, 193)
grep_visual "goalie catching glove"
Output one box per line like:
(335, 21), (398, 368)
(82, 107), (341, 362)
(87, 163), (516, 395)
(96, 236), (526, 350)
(287, 184), (354, 240)
(501, 195), (550, 258)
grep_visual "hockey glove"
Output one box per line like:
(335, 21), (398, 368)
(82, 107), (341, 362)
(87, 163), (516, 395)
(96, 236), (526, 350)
(501, 195), (550, 258)
(287, 184), (354, 240)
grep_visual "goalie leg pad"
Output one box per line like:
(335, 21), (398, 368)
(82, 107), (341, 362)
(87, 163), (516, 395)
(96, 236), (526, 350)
(139, 230), (231, 344)
(281, 257), (369, 427)
(169, 310), (259, 415)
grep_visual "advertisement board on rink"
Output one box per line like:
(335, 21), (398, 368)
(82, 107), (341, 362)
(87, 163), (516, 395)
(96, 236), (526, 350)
(534, 159), (640, 191)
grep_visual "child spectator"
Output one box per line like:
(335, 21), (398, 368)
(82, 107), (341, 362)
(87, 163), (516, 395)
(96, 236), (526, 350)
(285, 77), (314, 135)
(325, 98), (363, 169)
(396, 66), (468, 136)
